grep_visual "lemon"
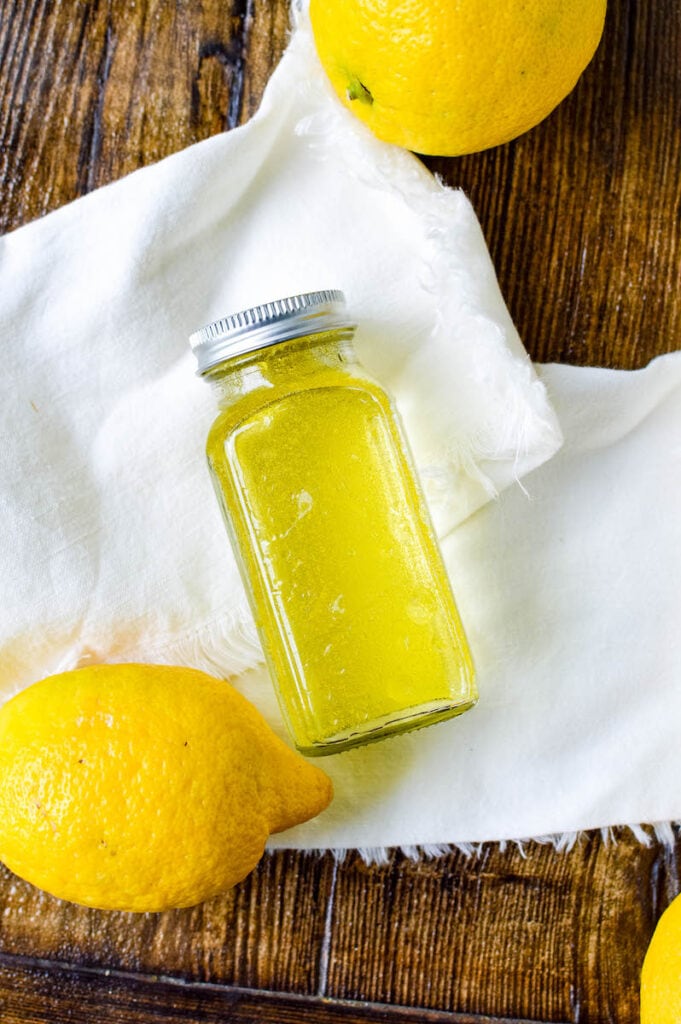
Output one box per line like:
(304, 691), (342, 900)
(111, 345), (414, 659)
(310, 0), (607, 156)
(641, 892), (681, 1022)
(0, 664), (332, 912)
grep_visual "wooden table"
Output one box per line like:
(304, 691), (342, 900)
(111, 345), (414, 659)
(0, 2), (678, 1021)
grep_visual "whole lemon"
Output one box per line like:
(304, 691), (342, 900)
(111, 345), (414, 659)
(310, 0), (606, 156)
(641, 892), (681, 1023)
(0, 664), (332, 912)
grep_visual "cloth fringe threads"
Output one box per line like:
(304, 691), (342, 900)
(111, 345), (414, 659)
(296, 822), (680, 865)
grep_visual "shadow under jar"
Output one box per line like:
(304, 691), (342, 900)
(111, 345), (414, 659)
(190, 290), (477, 756)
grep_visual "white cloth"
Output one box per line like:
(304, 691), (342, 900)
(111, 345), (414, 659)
(266, 354), (681, 850)
(1, 16), (679, 849)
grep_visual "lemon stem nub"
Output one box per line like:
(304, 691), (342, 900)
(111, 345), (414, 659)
(346, 76), (373, 105)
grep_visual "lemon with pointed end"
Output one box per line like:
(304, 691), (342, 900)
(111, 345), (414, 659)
(641, 892), (681, 1023)
(310, 0), (607, 156)
(0, 664), (332, 911)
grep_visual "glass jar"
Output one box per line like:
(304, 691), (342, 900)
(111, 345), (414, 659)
(190, 290), (477, 756)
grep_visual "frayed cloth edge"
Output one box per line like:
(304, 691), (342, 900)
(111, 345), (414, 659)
(272, 822), (681, 864)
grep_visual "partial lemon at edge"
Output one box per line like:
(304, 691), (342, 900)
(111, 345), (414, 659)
(641, 892), (681, 1023)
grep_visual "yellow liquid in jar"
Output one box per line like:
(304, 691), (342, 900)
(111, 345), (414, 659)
(206, 350), (476, 755)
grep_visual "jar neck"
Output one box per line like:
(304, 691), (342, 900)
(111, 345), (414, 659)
(203, 328), (357, 408)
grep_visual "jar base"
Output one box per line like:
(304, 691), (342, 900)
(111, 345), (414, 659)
(295, 695), (478, 757)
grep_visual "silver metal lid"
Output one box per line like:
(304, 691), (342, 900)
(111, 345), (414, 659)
(189, 289), (355, 376)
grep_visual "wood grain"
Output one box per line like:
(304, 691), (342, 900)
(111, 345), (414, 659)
(0, 0), (679, 1021)
(0, 0), (284, 229)
(0, 955), (551, 1024)
(0, 851), (334, 993)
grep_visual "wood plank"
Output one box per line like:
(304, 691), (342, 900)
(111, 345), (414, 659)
(323, 832), (672, 1024)
(0, 0), (281, 232)
(0, 954), (557, 1024)
(0, 851), (334, 994)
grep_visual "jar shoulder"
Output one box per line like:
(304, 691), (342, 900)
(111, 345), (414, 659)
(206, 365), (393, 454)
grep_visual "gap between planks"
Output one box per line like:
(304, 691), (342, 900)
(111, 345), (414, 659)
(317, 854), (339, 997)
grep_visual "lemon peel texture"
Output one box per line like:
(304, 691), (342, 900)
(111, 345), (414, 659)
(310, 0), (607, 156)
(0, 664), (332, 912)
